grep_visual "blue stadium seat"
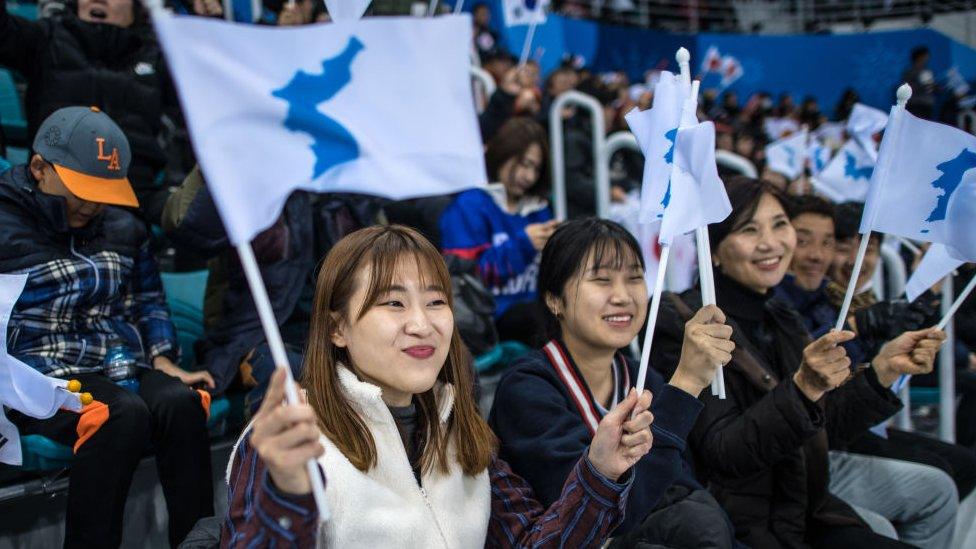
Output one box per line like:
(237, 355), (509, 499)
(5, 1), (39, 20)
(910, 387), (941, 406)
(0, 68), (27, 144)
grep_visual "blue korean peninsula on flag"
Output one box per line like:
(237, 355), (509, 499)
(153, 14), (487, 245)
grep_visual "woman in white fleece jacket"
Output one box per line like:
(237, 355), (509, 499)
(222, 224), (655, 548)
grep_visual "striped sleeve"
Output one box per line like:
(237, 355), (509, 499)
(485, 453), (632, 548)
(221, 434), (321, 548)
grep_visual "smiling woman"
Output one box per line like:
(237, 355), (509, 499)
(223, 224), (657, 547)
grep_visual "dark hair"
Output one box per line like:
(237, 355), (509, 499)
(833, 201), (881, 244)
(708, 176), (790, 248)
(536, 218), (645, 339)
(787, 194), (835, 221)
(911, 46), (930, 63)
(484, 117), (550, 199)
(575, 78), (617, 107)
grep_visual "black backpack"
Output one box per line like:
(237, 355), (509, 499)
(444, 255), (498, 357)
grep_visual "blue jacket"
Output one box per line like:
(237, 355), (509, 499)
(489, 340), (706, 534)
(439, 185), (552, 318)
(774, 274), (868, 365)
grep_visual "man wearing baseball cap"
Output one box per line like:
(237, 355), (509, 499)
(0, 106), (214, 548)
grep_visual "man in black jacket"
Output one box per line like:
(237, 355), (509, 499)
(0, 0), (182, 223)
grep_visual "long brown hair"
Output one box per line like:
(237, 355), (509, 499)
(302, 224), (496, 476)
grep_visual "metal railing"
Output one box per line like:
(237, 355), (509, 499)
(549, 90), (607, 221)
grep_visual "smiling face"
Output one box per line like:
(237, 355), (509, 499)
(499, 142), (542, 202)
(714, 192), (797, 293)
(77, 0), (134, 27)
(551, 245), (648, 355)
(331, 258), (453, 407)
(790, 212), (835, 291)
(830, 235), (881, 291)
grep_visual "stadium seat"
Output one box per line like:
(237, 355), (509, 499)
(5, 1), (39, 20)
(910, 387), (941, 406)
(0, 68), (27, 144)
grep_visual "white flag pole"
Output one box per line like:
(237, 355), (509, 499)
(144, 3), (329, 521)
(428, 0), (439, 15)
(237, 243), (330, 520)
(518, 20), (539, 67)
(677, 48), (726, 399)
(454, 0), (464, 13)
(937, 273), (976, 331)
(833, 84), (913, 332)
(636, 245), (671, 393)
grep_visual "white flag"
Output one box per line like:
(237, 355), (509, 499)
(0, 274), (83, 465)
(659, 121), (732, 245)
(905, 244), (965, 302)
(807, 141), (832, 176)
(624, 71), (695, 225)
(812, 139), (874, 202)
(502, 0), (546, 26)
(861, 109), (976, 262)
(847, 103), (888, 139)
(324, 0), (371, 21)
(154, 14), (487, 245)
(764, 130), (807, 180)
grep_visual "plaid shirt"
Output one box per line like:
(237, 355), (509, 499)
(222, 434), (632, 548)
(6, 238), (178, 378)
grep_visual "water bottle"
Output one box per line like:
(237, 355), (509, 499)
(104, 338), (140, 392)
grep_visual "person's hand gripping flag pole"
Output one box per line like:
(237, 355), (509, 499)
(150, 1), (489, 520)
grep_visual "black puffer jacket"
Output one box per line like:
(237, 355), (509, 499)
(650, 270), (903, 549)
(0, 5), (177, 222)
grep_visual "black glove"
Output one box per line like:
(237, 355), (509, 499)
(853, 299), (928, 343)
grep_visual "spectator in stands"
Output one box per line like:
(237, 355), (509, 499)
(440, 118), (555, 347)
(834, 88), (859, 121)
(490, 218), (738, 547)
(0, 0), (188, 224)
(903, 46), (938, 120)
(161, 166), (312, 407)
(472, 2), (500, 63)
(222, 224), (653, 546)
(775, 195), (971, 547)
(481, 48), (516, 88)
(479, 63), (543, 141)
(651, 176), (946, 548)
(563, 78), (618, 218)
(1, 107), (212, 548)
(799, 95), (825, 129)
(265, 0), (327, 25)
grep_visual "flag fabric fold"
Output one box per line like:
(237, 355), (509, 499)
(764, 130), (808, 180)
(659, 121), (733, 245)
(860, 108), (976, 262)
(154, 14), (487, 245)
(812, 138), (875, 202)
(0, 274), (83, 465)
(906, 244), (965, 302)
(624, 71), (694, 225)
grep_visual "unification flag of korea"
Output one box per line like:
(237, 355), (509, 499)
(659, 121), (732, 245)
(154, 14), (487, 245)
(812, 139), (875, 202)
(764, 130), (807, 180)
(0, 275), (83, 465)
(846, 103), (887, 160)
(503, 0), (546, 26)
(807, 141), (832, 176)
(861, 109), (976, 262)
(624, 71), (695, 225)
(905, 244), (964, 302)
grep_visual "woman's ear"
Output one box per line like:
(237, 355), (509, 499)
(544, 293), (562, 319)
(330, 313), (347, 348)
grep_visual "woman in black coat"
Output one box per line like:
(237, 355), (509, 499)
(650, 177), (947, 549)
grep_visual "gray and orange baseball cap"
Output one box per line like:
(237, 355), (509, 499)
(32, 106), (139, 208)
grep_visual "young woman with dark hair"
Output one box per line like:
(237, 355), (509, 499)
(651, 176), (946, 549)
(440, 117), (557, 345)
(222, 224), (654, 547)
(489, 217), (739, 547)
